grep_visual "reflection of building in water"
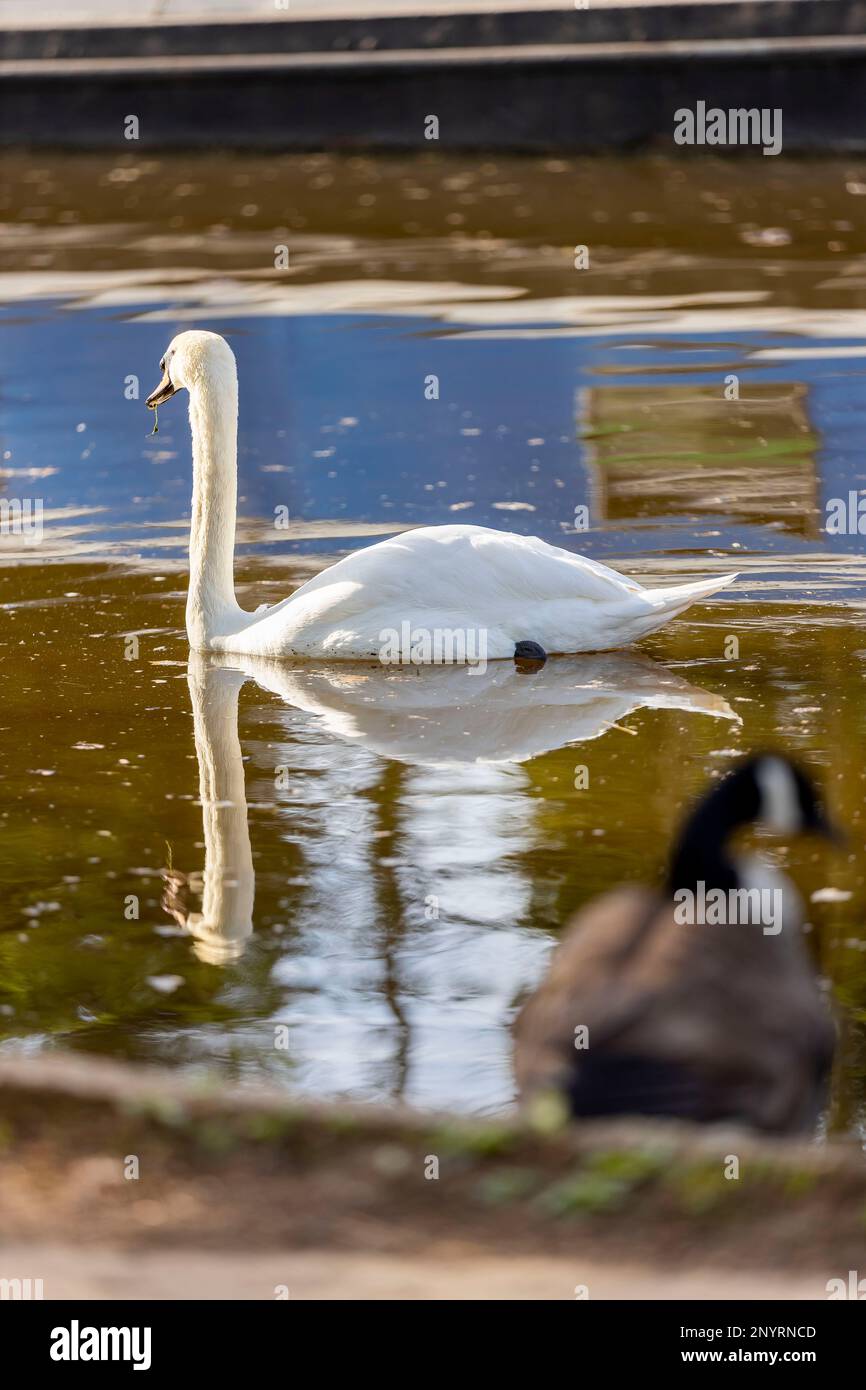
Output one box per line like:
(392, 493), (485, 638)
(578, 382), (819, 537)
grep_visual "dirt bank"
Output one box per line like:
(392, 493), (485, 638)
(0, 1053), (863, 1299)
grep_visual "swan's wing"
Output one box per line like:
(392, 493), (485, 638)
(282, 525), (644, 610)
(224, 525), (733, 658)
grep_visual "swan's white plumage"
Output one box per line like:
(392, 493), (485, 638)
(153, 330), (737, 661)
(217, 524), (736, 659)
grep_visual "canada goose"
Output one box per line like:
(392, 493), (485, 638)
(515, 755), (839, 1133)
(145, 330), (737, 661)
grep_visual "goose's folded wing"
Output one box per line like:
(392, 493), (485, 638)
(515, 888), (833, 1129)
(514, 886), (677, 1098)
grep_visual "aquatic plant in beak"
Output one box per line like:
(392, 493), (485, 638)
(146, 351), (180, 433)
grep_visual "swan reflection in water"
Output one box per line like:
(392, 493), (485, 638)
(163, 651), (736, 971)
(162, 660), (255, 965)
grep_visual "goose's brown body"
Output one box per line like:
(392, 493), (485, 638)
(515, 883), (834, 1134)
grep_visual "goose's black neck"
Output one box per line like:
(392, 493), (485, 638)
(665, 771), (760, 896)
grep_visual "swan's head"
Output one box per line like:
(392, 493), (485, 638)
(146, 330), (236, 410)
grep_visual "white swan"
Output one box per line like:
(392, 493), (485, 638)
(146, 330), (737, 660)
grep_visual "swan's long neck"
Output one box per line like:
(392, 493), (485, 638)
(186, 366), (243, 648)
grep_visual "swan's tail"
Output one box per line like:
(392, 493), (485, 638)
(642, 571), (738, 614)
(620, 571), (738, 642)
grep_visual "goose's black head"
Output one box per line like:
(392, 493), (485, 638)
(666, 754), (838, 895)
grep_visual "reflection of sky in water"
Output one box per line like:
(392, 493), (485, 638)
(3, 277), (866, 589)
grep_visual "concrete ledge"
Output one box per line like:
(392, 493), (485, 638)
(4, 2), (866, 61)
(2, 1), (866, 150)
(4, 32), (866, 78)
(3, 50), (866, 152)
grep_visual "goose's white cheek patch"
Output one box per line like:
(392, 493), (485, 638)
(755, 757), (802, 834)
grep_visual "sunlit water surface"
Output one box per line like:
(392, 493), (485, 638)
(2, 152), (866, 1127)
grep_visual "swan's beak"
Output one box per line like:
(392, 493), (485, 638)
(146, 371), (177, 409)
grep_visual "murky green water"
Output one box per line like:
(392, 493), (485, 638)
(2, 152), (866, 1125)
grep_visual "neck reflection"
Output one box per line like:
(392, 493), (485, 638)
(163, 654), (254, 963)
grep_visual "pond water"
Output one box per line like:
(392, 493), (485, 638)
(2, 151), (866, 1127)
